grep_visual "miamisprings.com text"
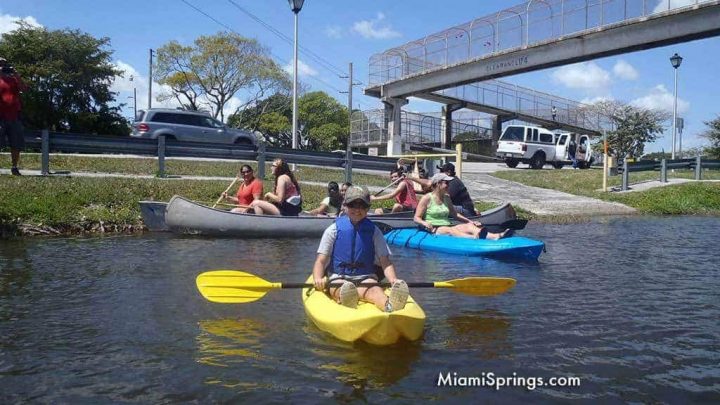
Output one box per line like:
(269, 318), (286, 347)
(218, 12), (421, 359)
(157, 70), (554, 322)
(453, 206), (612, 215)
(437, 371), (581, 391)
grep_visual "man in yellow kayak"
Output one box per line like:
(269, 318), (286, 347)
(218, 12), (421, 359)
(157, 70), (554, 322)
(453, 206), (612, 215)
(312, 186), (409, 312)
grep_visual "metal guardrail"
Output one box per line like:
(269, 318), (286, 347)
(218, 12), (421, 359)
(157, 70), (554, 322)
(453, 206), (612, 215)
(23, 130), (398, 181)
(620, 156), (720, 191)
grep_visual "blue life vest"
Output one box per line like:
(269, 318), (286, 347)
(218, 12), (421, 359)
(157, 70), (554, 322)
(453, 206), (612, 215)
(331, 216), (376, 276)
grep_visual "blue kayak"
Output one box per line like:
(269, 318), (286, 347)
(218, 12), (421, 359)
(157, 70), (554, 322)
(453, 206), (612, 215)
(384, 228), (545, 260)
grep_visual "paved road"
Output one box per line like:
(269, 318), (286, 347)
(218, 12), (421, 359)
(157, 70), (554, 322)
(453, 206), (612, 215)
(461, 162), (637, 216)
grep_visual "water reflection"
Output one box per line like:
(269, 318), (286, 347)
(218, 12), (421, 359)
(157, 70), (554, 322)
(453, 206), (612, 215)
(195, 318), (267, 390)
(443, 309), (513, 359)
(307, 323), (422, 399)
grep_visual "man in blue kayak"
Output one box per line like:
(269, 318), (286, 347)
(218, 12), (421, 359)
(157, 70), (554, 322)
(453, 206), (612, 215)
(312, 185), (409, 311)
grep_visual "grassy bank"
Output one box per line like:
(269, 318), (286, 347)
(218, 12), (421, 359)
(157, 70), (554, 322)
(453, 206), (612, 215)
(0, 175), (502, 238)
(493, 168), (720, 215)
(0, 153), (391, 187)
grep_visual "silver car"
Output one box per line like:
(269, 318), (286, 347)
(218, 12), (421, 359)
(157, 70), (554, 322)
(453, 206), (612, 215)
(131, 108), (257, 145)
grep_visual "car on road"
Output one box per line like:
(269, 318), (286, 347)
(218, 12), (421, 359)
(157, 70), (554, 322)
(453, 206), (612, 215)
(131, 108), (258, 146)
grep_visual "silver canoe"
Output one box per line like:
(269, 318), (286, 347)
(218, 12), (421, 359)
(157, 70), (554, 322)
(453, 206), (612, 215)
(164, 195), (516, 238)
(139, 200), (170, 231)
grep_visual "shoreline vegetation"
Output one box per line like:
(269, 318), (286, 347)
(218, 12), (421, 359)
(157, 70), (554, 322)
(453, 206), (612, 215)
(1, 154), (719, 238)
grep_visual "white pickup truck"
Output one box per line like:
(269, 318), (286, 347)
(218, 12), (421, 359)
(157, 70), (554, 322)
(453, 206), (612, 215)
(496, 125), (593, 169)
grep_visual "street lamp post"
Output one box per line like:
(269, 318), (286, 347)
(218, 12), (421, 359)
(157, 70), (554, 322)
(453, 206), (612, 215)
(289, 0), (305, 156)
(129, 75), (137, 118)
(670, 53), (683, 160)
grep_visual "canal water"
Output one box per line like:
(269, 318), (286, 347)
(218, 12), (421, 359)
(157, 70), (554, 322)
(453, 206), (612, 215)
(1, 216), (719, 402)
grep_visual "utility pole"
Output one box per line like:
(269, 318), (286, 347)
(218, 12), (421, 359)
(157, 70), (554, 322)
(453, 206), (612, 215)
(340, 62), (359, 183)
(148, 49), (154, 109)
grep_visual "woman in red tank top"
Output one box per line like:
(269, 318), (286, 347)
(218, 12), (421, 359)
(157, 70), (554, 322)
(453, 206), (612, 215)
(250, 158), (303, 216)
(370, 168), (418, 214)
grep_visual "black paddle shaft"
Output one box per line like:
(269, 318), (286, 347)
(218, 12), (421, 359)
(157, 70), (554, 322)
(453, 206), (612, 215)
(282, 282), (435, 289)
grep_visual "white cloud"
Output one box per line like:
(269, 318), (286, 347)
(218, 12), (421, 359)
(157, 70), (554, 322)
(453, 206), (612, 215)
(0, 12), (42, 36)
(652, 0), (696, 14)
(630, 84), (689, 114)
(580, 96), (614, 105)
(551, 62), (612, 90)
(352, 12), (401, 40)
(324, 25), (343, 39)
(283, 59), (318, 77)
(613, 60), (638, 80)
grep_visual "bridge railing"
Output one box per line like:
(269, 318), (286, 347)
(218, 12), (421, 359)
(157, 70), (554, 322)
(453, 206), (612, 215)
(22, 130), (398, 182)
(620, 156), (720, 191)
(369, 0), (715, 86)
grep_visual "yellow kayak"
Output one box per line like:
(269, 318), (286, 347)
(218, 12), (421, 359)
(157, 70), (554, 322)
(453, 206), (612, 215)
(301, 276), (426, 345)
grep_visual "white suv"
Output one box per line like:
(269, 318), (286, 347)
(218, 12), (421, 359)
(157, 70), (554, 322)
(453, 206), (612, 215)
(496, 125), (557, 169)
(131, 109), (257, 145)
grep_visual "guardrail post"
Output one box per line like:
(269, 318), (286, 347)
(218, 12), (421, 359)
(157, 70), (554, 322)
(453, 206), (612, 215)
(455, 143), (463, 178)
(660, 158), (667, 182)
(257, 142), (266, 180)
(157, 135), (166, 178)
(344, 149), (353, 183)
(622, 159), (629, 191)
(41, 129), (50, 175)
(695, 155), (702, 180)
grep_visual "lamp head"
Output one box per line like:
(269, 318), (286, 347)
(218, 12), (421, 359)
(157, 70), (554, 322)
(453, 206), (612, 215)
(288, 0), (305, 13)
(670, 53), (683, 69)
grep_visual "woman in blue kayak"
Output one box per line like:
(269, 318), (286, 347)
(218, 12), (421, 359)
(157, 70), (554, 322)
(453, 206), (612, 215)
(414, 173), (510, 240)
(312, 186), (409, 311)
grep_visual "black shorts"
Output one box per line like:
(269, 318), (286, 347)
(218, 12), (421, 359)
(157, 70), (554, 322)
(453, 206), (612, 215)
(0, 120), (24, 149)
(278, 201), (302, 216)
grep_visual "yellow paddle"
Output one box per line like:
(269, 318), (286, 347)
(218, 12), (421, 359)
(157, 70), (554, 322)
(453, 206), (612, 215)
(196, 270), (516, 304)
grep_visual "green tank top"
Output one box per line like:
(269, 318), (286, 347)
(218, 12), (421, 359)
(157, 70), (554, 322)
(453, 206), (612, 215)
(425, 195), (452, 226)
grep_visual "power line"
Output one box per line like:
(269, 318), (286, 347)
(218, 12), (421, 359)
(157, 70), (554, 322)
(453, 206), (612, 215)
(179, 0), (347, 96)
(225, 0), (350, 79)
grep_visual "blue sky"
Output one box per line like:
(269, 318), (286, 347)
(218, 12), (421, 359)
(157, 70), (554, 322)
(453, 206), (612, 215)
(1, 0), (718, 153)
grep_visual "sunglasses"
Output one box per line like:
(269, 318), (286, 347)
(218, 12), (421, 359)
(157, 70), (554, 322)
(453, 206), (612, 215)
(346, 201), (368, 209)
(240, 170), (252, 174)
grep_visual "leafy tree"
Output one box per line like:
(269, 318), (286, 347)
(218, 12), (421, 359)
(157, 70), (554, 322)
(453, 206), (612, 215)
(701, 115), (720, 159)
(584, 100), (669, 158)
(154, 32), (289, 121)
(228, 93), (291, 132)
(228, 90), (349, 150)
(299, 91), (348, 151)
(0, 22), (128, 135)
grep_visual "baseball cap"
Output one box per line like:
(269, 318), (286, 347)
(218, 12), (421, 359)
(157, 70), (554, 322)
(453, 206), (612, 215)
(343, 186), (370, 207)
(430, 172), (454, 185)
(436, 162), (455, 173)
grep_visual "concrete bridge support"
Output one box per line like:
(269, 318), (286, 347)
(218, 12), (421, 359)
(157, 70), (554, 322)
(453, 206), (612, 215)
(440, 102), (467, 149)
(383, 97), (408, 156)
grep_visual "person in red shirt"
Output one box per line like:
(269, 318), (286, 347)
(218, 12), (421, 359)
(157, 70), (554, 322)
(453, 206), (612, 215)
(222, 164), (263, 213)
(370, 168), (418, 214)
(0, 58), (27, 176)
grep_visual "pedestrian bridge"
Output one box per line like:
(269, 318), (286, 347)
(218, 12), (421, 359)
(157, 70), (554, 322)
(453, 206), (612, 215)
(367, 0), (720, 98)
(363, 0), (720, 154)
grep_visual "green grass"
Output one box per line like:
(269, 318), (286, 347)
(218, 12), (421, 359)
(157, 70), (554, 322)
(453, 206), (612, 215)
(493, 168), (720, 215)
(0, 174), (505, 237)
(0, 153), (392, 186)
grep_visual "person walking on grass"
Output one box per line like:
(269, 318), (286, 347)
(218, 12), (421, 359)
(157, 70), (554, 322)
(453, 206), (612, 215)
(0, 58), (27, 176)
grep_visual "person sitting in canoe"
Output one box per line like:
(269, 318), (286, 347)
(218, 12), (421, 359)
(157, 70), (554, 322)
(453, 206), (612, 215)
(249, 158), (303, 216)
(414, 173), (510, 240)
(312, 185), (409, 312)
(221, 164), (263, 213)
(407, 163), (478, 216)
(370, 168), (418, 214)
(306, 181), (342, 216)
